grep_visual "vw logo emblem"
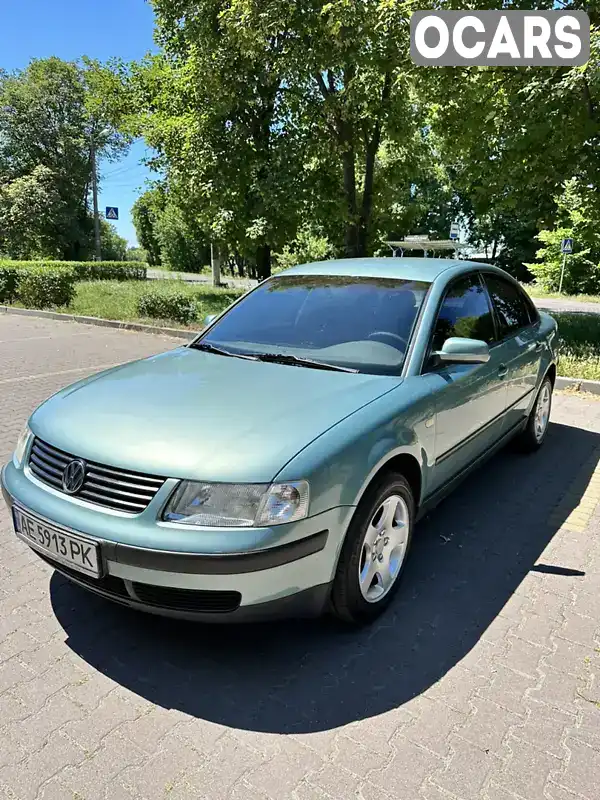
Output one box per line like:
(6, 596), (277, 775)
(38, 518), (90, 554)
(62, 459), (86, 495)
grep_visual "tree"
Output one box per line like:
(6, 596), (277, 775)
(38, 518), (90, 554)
(132, 188), (164, 266)
(0, 57), (128, 260)
(417, 5), (600, 275)
(528, 180), (600, 294)
(108, 1), (424, 274)
(99, 220), (128, 261)
(126, 246), (149, 262)
(0, 166), (66, 258)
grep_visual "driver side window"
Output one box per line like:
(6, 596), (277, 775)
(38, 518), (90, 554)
(430, 274), (496, 354)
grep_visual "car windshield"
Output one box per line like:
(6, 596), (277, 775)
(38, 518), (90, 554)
(197, 274), (430, 375)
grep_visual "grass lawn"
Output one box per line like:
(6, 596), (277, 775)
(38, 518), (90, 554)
(25, 279), (246, 331)
(553, 312), (600, 382)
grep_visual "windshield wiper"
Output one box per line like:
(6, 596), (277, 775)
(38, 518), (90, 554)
(253, 353), (358, 373)
(189, 342), (258, 361)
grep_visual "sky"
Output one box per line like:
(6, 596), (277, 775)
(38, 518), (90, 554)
(0, 0), (158, 246)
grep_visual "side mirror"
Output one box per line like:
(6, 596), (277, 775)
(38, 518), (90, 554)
(203, 314), (217, 326)
(435, 337), (490, 365)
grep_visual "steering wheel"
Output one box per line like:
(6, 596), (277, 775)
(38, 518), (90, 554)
(367, 331), (408, 349)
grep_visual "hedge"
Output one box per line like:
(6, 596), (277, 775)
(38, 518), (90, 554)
(0, 260), (147, 283)
(136, 289), (199, 325)
(0, 264), (76, 308)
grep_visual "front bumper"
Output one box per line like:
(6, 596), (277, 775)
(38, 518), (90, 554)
(1, 461), (353, 622)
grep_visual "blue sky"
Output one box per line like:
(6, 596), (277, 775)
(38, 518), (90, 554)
(1, 0), (158, 245)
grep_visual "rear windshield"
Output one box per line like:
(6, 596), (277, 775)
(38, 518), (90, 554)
(200, 274), (430, 374)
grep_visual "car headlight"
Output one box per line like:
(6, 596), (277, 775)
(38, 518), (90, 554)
(13, 425), (31, 468)
(163, 480), (310, 527)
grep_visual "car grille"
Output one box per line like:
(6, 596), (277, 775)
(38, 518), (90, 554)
(29, 437), (166, 514)
(38, 552), (241, 614)
(132, 583), (241, 613)
(37, 552), (130, 598)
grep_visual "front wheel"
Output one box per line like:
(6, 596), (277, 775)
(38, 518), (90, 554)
(330, 473), (414, 625)
(515, 375), (553, 453)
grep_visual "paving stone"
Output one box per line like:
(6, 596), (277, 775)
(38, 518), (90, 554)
(432, 736), (500, 800)
(0, 733), (85, 800)
(457, 698), (522, 755)
(513, 699), (574, 758)
(0, 318), (600, 800)
(246, 738), (322, 799)
(555, 737), (600, 799)
(61, 731), (147, 800)
(489, 736), (562, 799)
(401, 697), (466, 757)
(369, 737), (444, 799)
(502, 635), (547, 678)
(184, 733), (260, 799)
(477, 665), (537, 715)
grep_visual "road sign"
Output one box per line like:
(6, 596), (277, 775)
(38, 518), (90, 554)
(105, 207), (119, 221)
(561, 238), (573, 254)
(450, 222), (460, 241)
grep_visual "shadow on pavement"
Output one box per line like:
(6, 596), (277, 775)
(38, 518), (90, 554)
(51, 421), (598, 733)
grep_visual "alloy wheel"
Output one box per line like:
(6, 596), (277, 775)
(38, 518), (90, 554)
(358, 494), (410, 603)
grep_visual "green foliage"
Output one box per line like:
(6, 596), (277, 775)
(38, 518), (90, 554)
(0, 263), (76, 308)
(0, 259), (146, 283)
(273, 227), (335, 272)
(55, 279), (243, 327)
(0, 57), (128, 261)
(126, 246), (149, 262)
(99, 220), (129, 261)
(137, 288), (199, 324)
(0, 265), (19, 303)
(0, 165), (67, 259)
(71, 261), (147, 281)
(553, 312), (600, 382)
(132, 188), (164, 266)
(528, 181), (600, 294)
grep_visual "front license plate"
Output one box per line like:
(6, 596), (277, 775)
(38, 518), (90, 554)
(13, 506), (101, 577)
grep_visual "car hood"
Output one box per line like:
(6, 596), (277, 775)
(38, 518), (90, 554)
(30, 347), (401, 482)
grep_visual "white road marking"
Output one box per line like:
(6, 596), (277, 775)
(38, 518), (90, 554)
(0, 363), (121, 385)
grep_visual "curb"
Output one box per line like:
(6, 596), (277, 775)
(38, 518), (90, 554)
(0, 305), (196, 340)
(556, 376), (600, 396)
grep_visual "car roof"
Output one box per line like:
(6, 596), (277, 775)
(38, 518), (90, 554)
(279, 257), (489, 283)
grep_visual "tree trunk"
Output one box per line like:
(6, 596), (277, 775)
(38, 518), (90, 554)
(341, 136), (358, 258)
(357, 140), (378, 257)
(256, 243), (271, 280)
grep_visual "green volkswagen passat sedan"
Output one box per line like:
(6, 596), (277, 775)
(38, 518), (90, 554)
(1, 258), (557, 624)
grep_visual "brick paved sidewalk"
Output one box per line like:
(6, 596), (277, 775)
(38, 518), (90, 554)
(0, 315), (599, 800)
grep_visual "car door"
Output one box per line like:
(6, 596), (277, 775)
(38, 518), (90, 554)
(422, 272), (508, 494)
(482, 273), (543, 432)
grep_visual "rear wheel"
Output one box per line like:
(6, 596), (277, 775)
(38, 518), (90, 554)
(515, 376), (553, 453)
(331, 473), (414, 624)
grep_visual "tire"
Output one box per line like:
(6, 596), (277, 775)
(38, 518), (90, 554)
(515, 375), (553, 453)
(330, 473), (415, 625)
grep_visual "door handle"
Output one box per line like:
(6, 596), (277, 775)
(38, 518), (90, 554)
(498, 364), (508, 378)
(526, 342), (543, 353)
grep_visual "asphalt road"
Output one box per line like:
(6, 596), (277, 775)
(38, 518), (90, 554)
(532, 297), (600, 316)
(1, 314), (599, 800)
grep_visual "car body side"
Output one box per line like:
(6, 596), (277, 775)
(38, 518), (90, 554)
(273, 262), (557, 562)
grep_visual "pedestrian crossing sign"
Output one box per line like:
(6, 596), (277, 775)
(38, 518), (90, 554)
(105, 207), (119, 220)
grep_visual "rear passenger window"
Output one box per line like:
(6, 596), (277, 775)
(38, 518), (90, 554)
(431, 274), (495, 353)
(484, 275), (532, 339)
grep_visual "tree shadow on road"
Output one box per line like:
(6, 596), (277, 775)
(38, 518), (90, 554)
(51, 421), (598, 733)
